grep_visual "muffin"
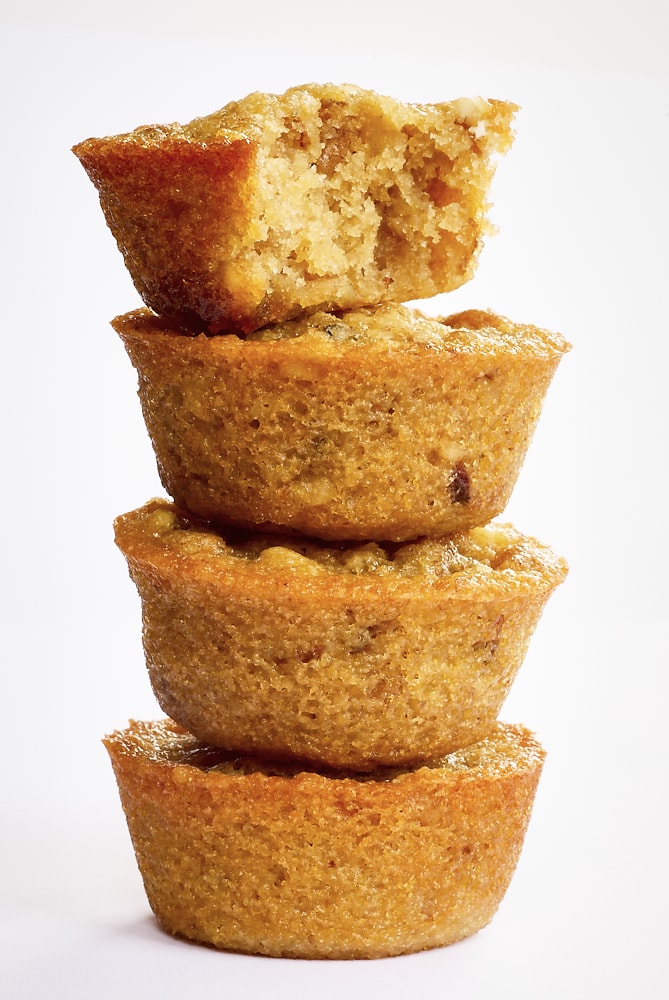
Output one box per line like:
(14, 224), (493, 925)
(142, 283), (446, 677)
(114, 499), (567, 770)
(73, 83), (517, 333)
(104, 718), (546, 960)
(113, 304), (570, 542)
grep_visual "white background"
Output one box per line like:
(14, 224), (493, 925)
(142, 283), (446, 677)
(2, 2), (668, 997)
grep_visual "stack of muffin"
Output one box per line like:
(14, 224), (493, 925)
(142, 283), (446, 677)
(74, 83), (570, 960)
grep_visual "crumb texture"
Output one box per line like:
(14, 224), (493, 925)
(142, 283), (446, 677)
(73, 83), (517, 332)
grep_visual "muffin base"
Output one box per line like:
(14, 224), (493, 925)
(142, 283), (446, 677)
(104, 719), (545, 960)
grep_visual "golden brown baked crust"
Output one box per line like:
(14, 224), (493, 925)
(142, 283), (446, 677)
(104, 718), (545, 959)
(73, 83), (517, 333)
(114, 499), (567, 769)
(113, 304), (570, 542)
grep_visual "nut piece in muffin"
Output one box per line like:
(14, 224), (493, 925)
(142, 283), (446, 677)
(104, 718), (546, 960)
(114, 499), (567, 770)
(73, 83), (517, 333)
(113, 304), (570, 542)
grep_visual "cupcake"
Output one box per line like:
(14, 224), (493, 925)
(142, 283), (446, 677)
(73, 83), (516, 334)
(114, 498), (567, 770)
(113, 304), (570, 542)
(104, 718), (545, 959)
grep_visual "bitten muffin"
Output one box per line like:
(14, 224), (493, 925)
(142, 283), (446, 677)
(114, 499), (567, 770)
(113, 304), (570, 542)
(73, 83), (517, 333)
(104, 718), (546, 960)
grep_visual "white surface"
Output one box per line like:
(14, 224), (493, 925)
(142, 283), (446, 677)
(2, 3), (668, 997)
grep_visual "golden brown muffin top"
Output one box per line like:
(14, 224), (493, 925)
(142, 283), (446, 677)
(108, 717), (546, 784)
(115, 303), (570, 359)
(115, 499), (568, 598)
(244, 303), (570, 355)
(89, 83), (514, 149)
